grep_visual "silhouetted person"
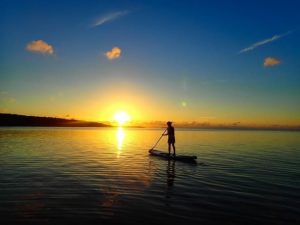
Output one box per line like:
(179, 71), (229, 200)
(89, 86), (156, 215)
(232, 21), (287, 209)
(163, 121), (176, 156)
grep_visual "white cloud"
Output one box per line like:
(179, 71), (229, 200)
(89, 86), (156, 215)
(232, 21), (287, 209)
(264, 57), (281, 67)
(105, 47), (121, 60)
(239, 31), (291, 54)
(26, 40), (54, 55)
(92, 10), (129, 27)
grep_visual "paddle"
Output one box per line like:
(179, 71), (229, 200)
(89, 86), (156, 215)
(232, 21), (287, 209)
(150, 128), (167, 150)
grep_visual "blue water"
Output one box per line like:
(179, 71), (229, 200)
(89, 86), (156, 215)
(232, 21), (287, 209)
(0, 127), (299, 224)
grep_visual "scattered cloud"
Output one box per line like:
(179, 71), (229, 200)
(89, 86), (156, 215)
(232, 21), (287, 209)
(264, 57), (281, 67)
(26, 40), (54, 55)
(239, 31), (292, 54)
(105, 47), (121, 60)
(232, 121), (241, 126)
(92, 10), (129, 27)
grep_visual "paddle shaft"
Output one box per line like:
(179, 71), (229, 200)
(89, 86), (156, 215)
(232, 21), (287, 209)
(151, 128), (167, 150)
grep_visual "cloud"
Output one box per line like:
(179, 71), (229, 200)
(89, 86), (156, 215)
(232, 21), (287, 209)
(92, 10), (129, 27)
(264, 57), (281, 67)
(105, 47), (121, 60)
(26, 40), (54, 55)
(239, 31), (291, 54)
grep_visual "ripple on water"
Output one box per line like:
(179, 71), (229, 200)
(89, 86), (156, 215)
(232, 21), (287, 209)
(0, 127), (300, 224)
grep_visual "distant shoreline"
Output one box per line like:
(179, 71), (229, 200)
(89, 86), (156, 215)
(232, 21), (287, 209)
(0, 113), (111, 127)
(0, 113), (299, 131)
(0, 113), (144, 128)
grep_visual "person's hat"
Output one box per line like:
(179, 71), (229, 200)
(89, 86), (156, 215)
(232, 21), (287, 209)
(167, 121), (172, 125)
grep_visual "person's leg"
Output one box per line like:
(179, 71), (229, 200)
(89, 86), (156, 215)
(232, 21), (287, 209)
(168, 143), (171, 155)
(172, 143), (176, 156)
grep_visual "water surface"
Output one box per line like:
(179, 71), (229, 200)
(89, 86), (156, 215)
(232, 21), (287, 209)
(0, 127), (299, 224)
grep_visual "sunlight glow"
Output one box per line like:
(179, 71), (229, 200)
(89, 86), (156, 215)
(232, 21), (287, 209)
(113, 111), (130, 126)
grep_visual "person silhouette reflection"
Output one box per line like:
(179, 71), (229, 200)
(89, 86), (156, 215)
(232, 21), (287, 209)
(166, 159), (175, 187)
(165, 159), (176, 205)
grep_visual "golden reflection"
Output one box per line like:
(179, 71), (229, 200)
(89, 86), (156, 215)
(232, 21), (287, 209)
(116, 127), (125, 157)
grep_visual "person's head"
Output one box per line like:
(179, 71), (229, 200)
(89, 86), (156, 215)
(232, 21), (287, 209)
(167, 121), (172, 126)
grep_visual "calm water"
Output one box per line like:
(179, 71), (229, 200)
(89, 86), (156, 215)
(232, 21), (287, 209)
(0, 127), (300, 225)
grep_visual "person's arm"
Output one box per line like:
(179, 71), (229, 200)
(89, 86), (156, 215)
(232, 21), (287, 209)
(162, 129), (168, 136)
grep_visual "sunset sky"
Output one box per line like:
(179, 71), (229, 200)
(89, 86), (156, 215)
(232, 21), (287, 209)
(1, 0), (300, 127)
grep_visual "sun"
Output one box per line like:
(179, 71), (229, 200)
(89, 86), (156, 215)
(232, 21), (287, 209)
(113, 111), (130, 126)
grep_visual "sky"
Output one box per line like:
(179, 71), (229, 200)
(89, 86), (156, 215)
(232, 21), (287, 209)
(1, 0), (300, 128)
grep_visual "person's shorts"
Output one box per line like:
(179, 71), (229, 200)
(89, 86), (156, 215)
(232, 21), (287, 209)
(168, 136), (175, 144)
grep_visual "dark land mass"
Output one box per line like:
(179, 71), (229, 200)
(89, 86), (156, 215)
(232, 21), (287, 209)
(0, 113), (111, 127)
(0, 113), (298, 131)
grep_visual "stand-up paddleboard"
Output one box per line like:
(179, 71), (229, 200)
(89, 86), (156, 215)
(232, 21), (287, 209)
(149, 149), (197, 162)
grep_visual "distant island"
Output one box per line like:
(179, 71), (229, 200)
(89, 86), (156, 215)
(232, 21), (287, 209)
(0, 113), (298, 131)
(0, 113), (111, 127)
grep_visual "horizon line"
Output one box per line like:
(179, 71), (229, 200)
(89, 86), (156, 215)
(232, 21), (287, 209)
(1, 113), (300, 131)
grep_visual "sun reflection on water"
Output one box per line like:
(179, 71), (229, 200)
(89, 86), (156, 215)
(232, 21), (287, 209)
(116, 127), (125, 157)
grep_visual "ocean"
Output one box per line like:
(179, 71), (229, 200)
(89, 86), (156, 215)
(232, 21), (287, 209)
(0, 127), (299, 225)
